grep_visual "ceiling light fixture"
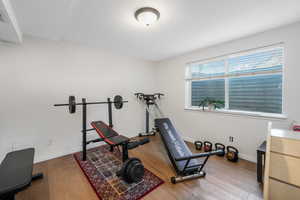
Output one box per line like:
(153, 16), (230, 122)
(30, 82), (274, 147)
(135, 7), (160, 26)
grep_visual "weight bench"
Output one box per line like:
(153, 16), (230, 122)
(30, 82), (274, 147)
(155, 118), (221, 184)
(91, 121), (149, 162)
(90, 121), (149, 183)
(0, 148), (43, 200)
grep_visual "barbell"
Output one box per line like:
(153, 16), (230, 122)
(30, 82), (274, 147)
(54, 95), (128, 113)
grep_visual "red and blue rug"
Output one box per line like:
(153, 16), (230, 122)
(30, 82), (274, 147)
(74, 145), (164, 200)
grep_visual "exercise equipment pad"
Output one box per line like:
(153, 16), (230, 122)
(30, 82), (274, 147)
(155, 118), (201, 173)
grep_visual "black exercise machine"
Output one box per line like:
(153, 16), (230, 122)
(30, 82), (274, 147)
(0, 148), (43, 200)
(155, 118), (222, 184)
(91, 121), (149, 183)
(54, 95), (128, 161)
(54, 95), (149, 183)
(134, 93), (164, 136)
(135, 93), (221, 183)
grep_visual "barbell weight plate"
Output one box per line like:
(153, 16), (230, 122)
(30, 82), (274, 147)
(69, 96), (76, 113)
(128, 161), (144, 183)
(114, 95), (123, 109)
(124, 158), (144, 183)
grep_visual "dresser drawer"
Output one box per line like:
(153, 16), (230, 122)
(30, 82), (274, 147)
(270, 152), (300, 187)
(269, 178), (300, 200)
(271, 136), (300, 157)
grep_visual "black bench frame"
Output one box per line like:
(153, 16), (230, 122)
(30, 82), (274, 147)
(64, 97), (147, 162)
(175, 152), (211, 174)
(155, 118), (221, 183)
(86, 121), (149, 162)
(81, 97), (116, 161)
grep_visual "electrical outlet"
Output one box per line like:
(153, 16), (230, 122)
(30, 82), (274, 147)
(229, 136), (234, 142)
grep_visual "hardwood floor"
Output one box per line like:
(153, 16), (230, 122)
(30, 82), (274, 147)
(17, 135), (263, 200)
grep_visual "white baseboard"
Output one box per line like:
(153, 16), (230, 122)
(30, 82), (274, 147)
(239, 153), (256, 163)
(34, 135), (257, 164)
(34, 144), (105, 164)
(35, 148), (80, 164)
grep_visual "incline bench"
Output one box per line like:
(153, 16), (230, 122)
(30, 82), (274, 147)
(155, 118), (221, 184)
(0, 148), (43, 200)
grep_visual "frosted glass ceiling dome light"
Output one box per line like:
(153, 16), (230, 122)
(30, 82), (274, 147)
(135, 7), (160, 26)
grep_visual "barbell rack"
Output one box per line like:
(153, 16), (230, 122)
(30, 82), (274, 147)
(54, 95), (128, 160)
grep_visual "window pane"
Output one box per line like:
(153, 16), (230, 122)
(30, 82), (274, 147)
(228, 48), (283, 75)
(229, 74), (282, 114)
(190, 60), (225, 78)
(191, 79), (225, 106)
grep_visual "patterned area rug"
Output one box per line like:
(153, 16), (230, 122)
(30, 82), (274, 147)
(74, 145), (164, 200)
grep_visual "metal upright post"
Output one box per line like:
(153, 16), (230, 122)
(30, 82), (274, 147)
(146, 104), (149, 133)
(107, 97), (114, 152)
(82, 98), (87, 161)
(108, 98), (113, 128)
(122, 142), (129, 162)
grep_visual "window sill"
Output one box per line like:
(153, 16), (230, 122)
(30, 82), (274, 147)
(184, 107), (288, 120)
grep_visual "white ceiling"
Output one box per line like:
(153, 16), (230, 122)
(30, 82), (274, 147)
(8, 0), (300, 61)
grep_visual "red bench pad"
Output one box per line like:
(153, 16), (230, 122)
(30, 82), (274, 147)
(91, 121), (129, 145)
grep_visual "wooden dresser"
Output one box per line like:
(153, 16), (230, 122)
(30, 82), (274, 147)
(264, 123), (300, 200)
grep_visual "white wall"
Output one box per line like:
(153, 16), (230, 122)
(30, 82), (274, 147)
(0, 36), (155, 162)
(155, 22), (300, 162)
(1, 22), (300, 164)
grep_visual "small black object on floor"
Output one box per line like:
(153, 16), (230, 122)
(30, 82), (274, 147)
(0, 148), (43, 200)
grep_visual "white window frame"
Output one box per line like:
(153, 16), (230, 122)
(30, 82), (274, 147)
(185, 44), (287, 119)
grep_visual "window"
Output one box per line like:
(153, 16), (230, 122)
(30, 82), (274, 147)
(185, 46), (284, 116)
